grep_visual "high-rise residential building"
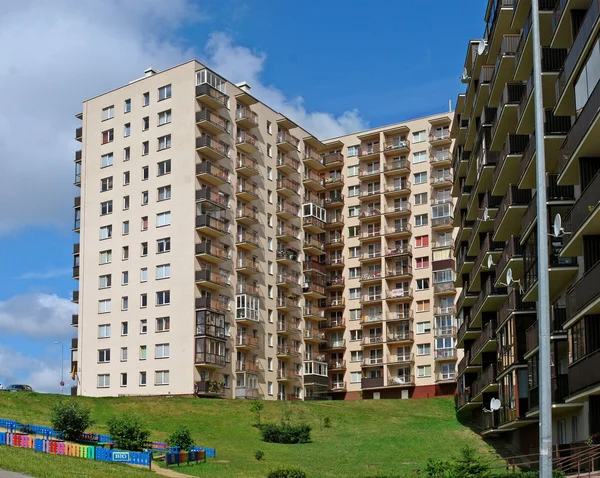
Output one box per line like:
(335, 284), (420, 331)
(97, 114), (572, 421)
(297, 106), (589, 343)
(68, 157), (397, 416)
(71, 60), (459, 400)
(453, 0), (600, 453)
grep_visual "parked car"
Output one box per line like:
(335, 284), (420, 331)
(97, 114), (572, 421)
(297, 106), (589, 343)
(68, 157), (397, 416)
(5, 384), (34, 392)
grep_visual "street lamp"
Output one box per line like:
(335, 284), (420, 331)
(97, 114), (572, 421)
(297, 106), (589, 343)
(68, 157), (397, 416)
(54, 341), (64, 395)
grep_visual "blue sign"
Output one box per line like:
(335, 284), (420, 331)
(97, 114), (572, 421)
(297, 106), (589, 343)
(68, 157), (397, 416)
(113, 451), (130, 462)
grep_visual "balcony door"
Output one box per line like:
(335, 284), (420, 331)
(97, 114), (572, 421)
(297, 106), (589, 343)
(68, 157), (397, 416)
(369, 348), (383, 364)
(330, 331), (343, 348)
(397, 346), (410, 361)
(397, 366), (411, 381)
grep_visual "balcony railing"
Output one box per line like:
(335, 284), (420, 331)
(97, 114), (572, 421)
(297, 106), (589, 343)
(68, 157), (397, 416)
(387, 331), (414, 342)
(196, 162), (230, 182)
(276, 297), (299, 309)
(276, 247), (299, 262)
(385, 244), (412, 256)
(236, 335), (260, 348)
(237, 283), (261, 296)
(303, 260), (326, 275)
(385, 203), (412, 214)
(361, 377), (384, 388)
(327, 277), (345, 287)
(194, 352), (226, 367)
(304, 306), (325, 318)
(236, 153), (259, 174)
(384, 223), (412, 235)
(277, 273), (299, 287)
(196, 188), (228, 207)
(303, 236), (325, 251)
(384, 159), (410, 173)
(277, 321), (300, 333)
(435, 349), (457, 360)
(358, 144), (381, 157)
(236, 205), (258, 221)
(276, 225), (300, 240)
(429, 131), (450, 142)
(236, 106), (258, 125)
(196, 136), (228, 156)
(196, 109), (228, 132)
(278, 154), (301, 171)
(196, 83), (228, 107)
(195, 296), (229, 312)
(526, 321), (538, 353)
(304, 150), (323, 166)
(277, 178), (300, 194)
(323, 152), (344, 165)
(384, 139), (410, 151)
(236, 232), (259, 247)
(385, 181), (411, 193)
(303, 216), (325, 230)
(196, 214), (229, 233)
(195, 269), (229, 286)
(276, 345), (301, 357)
(385, 266), (413, 278)
(567, 259), (600, 320)
(326, 257), (344, 267)
(277, 202), (300, 217)
(237, 181), (259, 197)
(565, 171), (600, 237)
(320, 318), (345, 329)
(472, 319), (497, 357)
(277, 369), (300, 380)
(387, 375), (415, 386)
(470, 363), (497, 398)
(278, 131), (300, 149)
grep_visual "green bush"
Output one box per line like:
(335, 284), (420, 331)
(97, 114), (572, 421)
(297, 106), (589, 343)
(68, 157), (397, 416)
(260, 423), (311, 444)
(254, 449), (264, 461)
(167, 425), (194, 451)
(502, 472), (565, 478)
(266, 467), (307, 478)
(250, 402), (264, 428)
(452, 445), (490, 478)
(107, 414), (150, 451)
(323, 416), (331, 428)
(50, 400), (94, 443)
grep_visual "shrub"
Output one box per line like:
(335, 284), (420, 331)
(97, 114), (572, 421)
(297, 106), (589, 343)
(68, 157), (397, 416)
(451, 445), (490, 478)
(107, 414), (150, 451)
(167, 425), (194, 451)
(260, 423), (311, 444)
(423, 458), (452, 478)
(323, 416), (331, 428)
(50, 400), (94, 443)
(266, 467), (306, 478)
(502, 472), (565, 478)
(254, 449), (264, 461)
(250, 402), (264, 428)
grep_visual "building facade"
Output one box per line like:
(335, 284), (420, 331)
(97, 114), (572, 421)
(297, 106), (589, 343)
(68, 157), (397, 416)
(72, 60), (459, 400)
(453, 0), (600, 454)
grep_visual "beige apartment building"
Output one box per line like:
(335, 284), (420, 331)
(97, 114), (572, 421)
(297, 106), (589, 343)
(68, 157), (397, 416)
(71, 60), (459, 400)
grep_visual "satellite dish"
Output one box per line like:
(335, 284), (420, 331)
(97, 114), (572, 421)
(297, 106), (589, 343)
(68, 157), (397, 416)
(553, 214), (562, 237)
(506, 268), (514, 285)
(490, 398), (501, 411)
(461, 67), (471, 84)
(477, 40), (488, 56)
(481, 207), (490, 221)
(486, 255), (495, 269)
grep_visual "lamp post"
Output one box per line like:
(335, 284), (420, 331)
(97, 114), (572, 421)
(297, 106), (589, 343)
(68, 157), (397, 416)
(530, 0), (552, 475)
(54, 341), (64, 395)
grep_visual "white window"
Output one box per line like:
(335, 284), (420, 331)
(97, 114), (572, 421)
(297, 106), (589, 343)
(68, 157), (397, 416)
(99, 274), (111, 289)
(121, 296), (128, 311)
(102, 106), (114, 121)
(141, 217), (148, 231)
(267, 144), (272, 157)
(98, 324), (111, 338)
(124, 123), (131, 137)
(157, 237), (171, 253)
(123, 171), (130, 185)
(139, 372), (147, 386)
(414, 192), (427, 205)
(347, 164), (359, 177)
(348, 267), (360, 279)
(123, 147), (130, 161)
(156, 264), (170, 279)
(417, 343), (431, 356)
(268, 310), (274, 323)
(140, 319), (148, 334)
(417, 365), (432, 378)
(143, 92), (150, 106)
(98, 299), (111, 314)
(157, 211), (171, 227)
(268, 358), (273, 371)
(140, 294), (148, 308)
(155, 370), (169, 385)
(350, 330), (362, 341)
(121, 321), (128, 336)
(348, 185), (360, 197)
(349, 309), (362, 321)
(351, 350), (363, 362)
(268, 238), (273, 251)
(432, 203), (452, 219)
(101, 153), (113, 168)
(268, 382), (273, 395)
(416, 278), (430, 290)
(158, 135), (171, 150)
(348, 206), (360, 217)
(268, 285), (273, 298)
(97, 374), (110, 388)
(124, 99), (131, 113)
(98, 349), (110, 363)
(347, 145), (359, 157)
(268, 333), (273, 347)
(158, 110), (171, 125)
(268, 261), (273, 274)
(99, 250), (112, 264)
(158, 84), (172, 101)
(268, 214), (273, 227)
(122, 271), (129, 286)
(416, 322), (431, 334)
(349, 288), (361, 299)
(350, 372), (361, 383)
(156, 290), (170, 305)
(268, 191), (273, 203)
(156, 317), (170, 332)
(349, 246), (360, 258)
(267, 121), (272, 134)
(120, 373), (128, 387)
(348, 226), (359, 237)
(155, 343), (170, 359)
(158, 159), (171, 176)
(158, 185), (171, 201)
(412, 130), (426, 143)
(99, 225), (112, 240)
(414, 172), (427, 184)
(142, 141), (149, 156)
(412, 151), (427, 164)
(415, 214), (428, 226)
(121, 347), (128, 362)
(101, 177), (113, 192)
(123, 196), (130, 210)
(140, 268), (148, 282)
(267, 167), (273, 180)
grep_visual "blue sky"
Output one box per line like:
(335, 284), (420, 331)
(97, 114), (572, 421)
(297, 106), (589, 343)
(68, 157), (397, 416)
(0, 0), (486, 392)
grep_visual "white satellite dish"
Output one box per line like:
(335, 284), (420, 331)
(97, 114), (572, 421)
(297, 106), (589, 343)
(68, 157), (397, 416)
(499, 267), (523, 292)
(490, 398), (501, 411)
(477, 40), (488, 56)
(461, 67), (471, 84)
(506, 268), (514, 285)
(551, 213), (571, 237)
(483, 207), (490, 221)
(486, 254), (495, 269)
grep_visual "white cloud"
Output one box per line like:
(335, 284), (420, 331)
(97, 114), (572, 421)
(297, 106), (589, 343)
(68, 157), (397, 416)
(0, 293), (76, 339)
(0, 345), (69, 394)
(203, 32), (368, 138)
(18, 268), (72, 280)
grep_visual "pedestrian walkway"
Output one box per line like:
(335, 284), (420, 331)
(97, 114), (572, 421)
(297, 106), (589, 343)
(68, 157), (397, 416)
(0, 471), (31, 478)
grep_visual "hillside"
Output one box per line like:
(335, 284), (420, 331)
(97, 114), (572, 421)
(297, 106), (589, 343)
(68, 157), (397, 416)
(0, 393), (491, 478)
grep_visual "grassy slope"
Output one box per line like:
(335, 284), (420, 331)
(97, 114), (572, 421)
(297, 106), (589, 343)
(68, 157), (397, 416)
(0, 393), (491, 478)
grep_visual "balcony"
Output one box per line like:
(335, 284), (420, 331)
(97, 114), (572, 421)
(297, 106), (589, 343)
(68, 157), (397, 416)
(235, 153), (259, 177)
(303, 216), (325, 234)
(361, 377), (384, 389)
(329, 361), (346, 372)
(361, 314), (384, 325)
(495, 236), (524, 286)
(433, 281), (456, 295)
(562, 172), (600, 257)
(276, 178), (300, 197)
(386, 353), (415, 365)
(528, 375), (570, 416)
(277, 131), (300, 152)
(276, 346), (301, 359)
(492, 134), (530, 196)
(358, 144), (381, 160)
(492, 185), (532, 241)
(236, 388), (261, 400)
(236, 130), (259, 153)
(194, 353), (226, 368)
(386, 331), (414, 344)
(383, 139), (410, 155)
(387, 376), (416, 387)
(430, 150), (452, 167)
(431, 216), (454, 231)
(235, 257), (261, 275)
(470, 363), (498, 400)
(383, 203), (412, 219)
(359, 188), (381, 201)
(384, 266), (413, 281)
(324, 174), (343, 188)
(236, 205), (259, 226)
(457, 316), (481, 349)
(323, 298), (345, 309)
(303, 150), (324, 170)
(383, 223), (412, 239)
(320, 318), (345, 329)
(276, 370), (300, 382)
(470, 67), (494, 119)
(236, 335), (260, 350)
(385, 287), (413, 302)
(324, 194), (344, 208)
(325, 257), (344, 268)
(195, 296), (229, 313)
(303, 330), (327, 343)
(326, 277), (345, 289)
(490, 83), (527, 150)
(470, 278), (508, 328)
(236, 231), (260, 251)
(359, 207), (382, 222)
(237, 283), (262, 297)
(434, 325), (456, 338)
(196, 136), (228, 160)
(568, 349), (600, 397)
(196, 110), (228, 136)
(323, 152), (344, 166)
(302, 169), (325, 191)
(236, 182), (259, 201)
(235, 106), (258, 129)
(489, 35), (521, 105)
(430, 172), (453, 188)
(436, 372), (456, 383)
(236, 360), (261, 373)
(326, 214), (344, 228)
(75, 127), (82, 142)
(276, 201), (300, 221)
(195, 269), (229, 289)
(331, 381), (346, 391)
(303, 260), (326, 275)
(195, 215), (229, 237)
(196, 188), (227, 210)
(276, 247), (299, 264)
(385, 244), (412, 259)
(196, 162), (229, 186)
(277, 154), (300, 176)
(435, 349), (458, 361)
(302, 237), (325, 255)
(304, 306), (325, 320)
(383, 158), (410, 176)
(566, 259), (600, 325)
(360, 294), (383, 304)
(470, 319), (498, 365)
(276, 297), (300, 311)
(196, 83), (228, 110)
(362, 356), (384, 366)
(383, 181), (411, 198)
(555, 0), (600, 115)
(302, 281), (326, 299)
(429, 131), (451, 147)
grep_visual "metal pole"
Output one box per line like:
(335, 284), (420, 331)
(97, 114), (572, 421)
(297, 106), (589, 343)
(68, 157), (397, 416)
(61, 343), (64, 395)
(530, 0), (552, 476)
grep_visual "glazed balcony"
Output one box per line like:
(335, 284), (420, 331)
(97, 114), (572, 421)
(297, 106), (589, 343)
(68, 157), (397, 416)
(383, 138), (410, 154)
(236, 205), (259, 226)
(236, 231), (260, 250)
(194, 353), (226, 368)
(195, 296), (229, 313)
(276, 224), (300, 243)
(196, 136), (229, 160)
(235, 153), (259, 177)
(383, 158), (410, 176)
(196, 109), (229, 136)
(302, 169), (325, 191)
(276, 201), (300, 220)
(196, 161), (229, 186)
(236, 181), (260, 201)
(195, 214), (229, 236)
(196, 83), (228, 109)
(277, 131), (300, 152)
(195, 269), (229, 289)
(235, 106), (258, 129)
(196, 188), (227, 210)
(276, 178), (300, 197)
(323, 152), (344, 166)
(277, 153), (301, 176)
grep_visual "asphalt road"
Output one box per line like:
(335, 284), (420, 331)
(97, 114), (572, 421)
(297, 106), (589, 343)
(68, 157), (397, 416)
(0, 471), (31, 478)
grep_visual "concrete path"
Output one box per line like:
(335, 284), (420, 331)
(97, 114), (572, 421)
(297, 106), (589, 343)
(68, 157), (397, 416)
(0, 471), (32, 478)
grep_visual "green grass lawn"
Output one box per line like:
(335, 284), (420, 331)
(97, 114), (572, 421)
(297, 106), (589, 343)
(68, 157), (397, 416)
(0, 393), (492, 478)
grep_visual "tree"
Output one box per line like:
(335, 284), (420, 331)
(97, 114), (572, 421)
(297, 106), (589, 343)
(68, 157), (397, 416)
(167, 425), (195, 451)
(107, 414), (150, 451)
(50, 400), (94, 442)
(451, 445), (490, 478)
(249, 401), (264, 428)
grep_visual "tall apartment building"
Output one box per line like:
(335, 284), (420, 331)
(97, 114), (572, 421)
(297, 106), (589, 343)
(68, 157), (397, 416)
(71, 60), (459, 400)
(453, 0), (600, 454)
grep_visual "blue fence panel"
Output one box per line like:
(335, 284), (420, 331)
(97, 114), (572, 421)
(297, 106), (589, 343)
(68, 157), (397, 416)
(193, 446), (216, 458)
(0, 433), (6, 445)
(95, 447), (113, 462)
